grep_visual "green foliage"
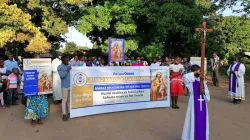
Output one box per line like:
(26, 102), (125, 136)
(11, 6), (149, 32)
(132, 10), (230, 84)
(0, 0), (91, 53)
(138, 42), (164, 59)
(64, 42), (78, 53)
(77, 0), (210, 58)
(78, 46), (90, 51)
(213, 16), (250, 59)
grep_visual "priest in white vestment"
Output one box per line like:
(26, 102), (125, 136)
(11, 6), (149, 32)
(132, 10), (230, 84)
(52, 57), (62, 101)
(182, 64), (210, 140)
(227, 56), (245, 104)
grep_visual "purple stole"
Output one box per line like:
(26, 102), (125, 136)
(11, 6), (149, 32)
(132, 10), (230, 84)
(193, 80), (207, 140)
(229, 62), (241, 93)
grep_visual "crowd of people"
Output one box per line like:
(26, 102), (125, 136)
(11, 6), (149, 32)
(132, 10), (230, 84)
(0, 52), (246, 133)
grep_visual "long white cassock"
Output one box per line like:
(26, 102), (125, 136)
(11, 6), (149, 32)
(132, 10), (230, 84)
(52, 58), (62, 101)
(182, 72), (210, 140)
(227, 62), (245, 100)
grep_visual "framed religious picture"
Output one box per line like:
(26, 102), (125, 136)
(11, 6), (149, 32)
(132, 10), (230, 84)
(108, 38), (125, 62)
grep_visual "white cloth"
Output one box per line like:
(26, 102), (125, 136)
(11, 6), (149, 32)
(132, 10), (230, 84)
(150, 62), (160, 66)
(79, 61), (86, 66)
(70, 58), (80, 66)
(169, 64), (184, 73)
(182, 72), (210, 140)
(52, 58), (62, 101)
(0, 67), (7, 79)
(210, 56), (220, 70)
(227, 62), (245, 100)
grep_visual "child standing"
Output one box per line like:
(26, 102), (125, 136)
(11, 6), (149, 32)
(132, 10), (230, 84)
(6, 68), (19, 107)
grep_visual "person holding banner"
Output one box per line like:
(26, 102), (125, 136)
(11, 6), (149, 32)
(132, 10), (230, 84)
(24, 54), (49, 127)
(182, 65), (210, 140)
(58, 56), (71, 121)
(169, 57), (184, 109)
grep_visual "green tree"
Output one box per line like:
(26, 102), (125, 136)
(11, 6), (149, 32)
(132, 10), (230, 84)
(78, 46), (89, 51)
(213, 16), (250, 59)
(0, 2), (50, 53)
(0, 0), (91, 53)
(77, 0), (212, 58)
(64, 42), (78, 53)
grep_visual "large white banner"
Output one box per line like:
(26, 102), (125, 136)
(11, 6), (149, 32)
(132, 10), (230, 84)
(70, 66), (170, 118)
(190, 57), (207, 73)
(23, 59), (52, 95)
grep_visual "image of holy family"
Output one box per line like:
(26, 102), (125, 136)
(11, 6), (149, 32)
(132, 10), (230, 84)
(38, 72), (52, 92)
(150, 70), (168, 101)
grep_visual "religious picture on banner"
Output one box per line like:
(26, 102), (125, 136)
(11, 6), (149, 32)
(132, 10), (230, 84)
(38, 72), (52, 93)
(108, 38), (125, 62)
(150, 70), (168, 101)
(23, 58), (52, 95)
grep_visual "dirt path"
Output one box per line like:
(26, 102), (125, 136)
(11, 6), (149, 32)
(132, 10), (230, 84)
(0, 76), (249, 140)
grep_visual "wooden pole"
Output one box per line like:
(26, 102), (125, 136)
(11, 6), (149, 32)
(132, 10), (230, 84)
(195, 22), (212, 94)
(200, 22), (206, 93)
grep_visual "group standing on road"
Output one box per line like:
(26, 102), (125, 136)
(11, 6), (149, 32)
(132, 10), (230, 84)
(0, 51), (246, 140)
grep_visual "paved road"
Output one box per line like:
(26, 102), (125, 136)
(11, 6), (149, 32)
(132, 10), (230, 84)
(0, 78), (249, 140)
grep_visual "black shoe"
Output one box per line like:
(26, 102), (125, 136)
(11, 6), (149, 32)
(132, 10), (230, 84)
(172, 105), (176, 109)
(62, 115), (68, 121)
(68, 113), (70, 118)
(175, 105), (180, 109)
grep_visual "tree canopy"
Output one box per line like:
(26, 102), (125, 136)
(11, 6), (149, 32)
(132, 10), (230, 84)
(0, 0), (91, 53)
(1, 0), (249, 62)
(77, 0), (213, 58)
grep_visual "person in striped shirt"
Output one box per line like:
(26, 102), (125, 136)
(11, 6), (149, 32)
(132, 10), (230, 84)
(6, 68), (19, 107)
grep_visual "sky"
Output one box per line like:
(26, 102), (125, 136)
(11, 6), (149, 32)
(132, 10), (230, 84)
(61, 3), (244, 49)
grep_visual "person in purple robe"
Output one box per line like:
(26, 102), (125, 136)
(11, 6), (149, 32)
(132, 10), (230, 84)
(227, 55), (245, 104)
(182, 64), (210, 140)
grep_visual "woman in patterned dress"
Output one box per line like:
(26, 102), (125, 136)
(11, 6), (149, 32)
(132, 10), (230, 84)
(24, 54), (49, 127)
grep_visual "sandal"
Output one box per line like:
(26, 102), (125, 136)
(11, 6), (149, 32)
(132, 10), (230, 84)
(62, 115), (68, 122)
(175, 105), (180, 109)
(172, 105), (176, 109)
(31, 120), (37, 127)
(37, 119), (43, 126)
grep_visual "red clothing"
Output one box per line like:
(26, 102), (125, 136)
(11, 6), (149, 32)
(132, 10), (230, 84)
(132, 63), (144, 66)
(170, 72), (184, 96)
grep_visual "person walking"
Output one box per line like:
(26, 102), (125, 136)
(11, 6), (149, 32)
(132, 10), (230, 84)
(182, 65), (210, 140)
(210, 52), (220, 87)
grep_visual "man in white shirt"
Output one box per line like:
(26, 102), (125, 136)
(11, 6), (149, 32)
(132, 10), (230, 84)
(4, 54), (19, 75)
(150, 57), (160, 66)
(210, 52), (220, 87)
(70, 55), (80, 66)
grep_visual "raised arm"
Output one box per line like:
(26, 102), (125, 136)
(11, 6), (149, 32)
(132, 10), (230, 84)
(58, 65), (68, 79)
